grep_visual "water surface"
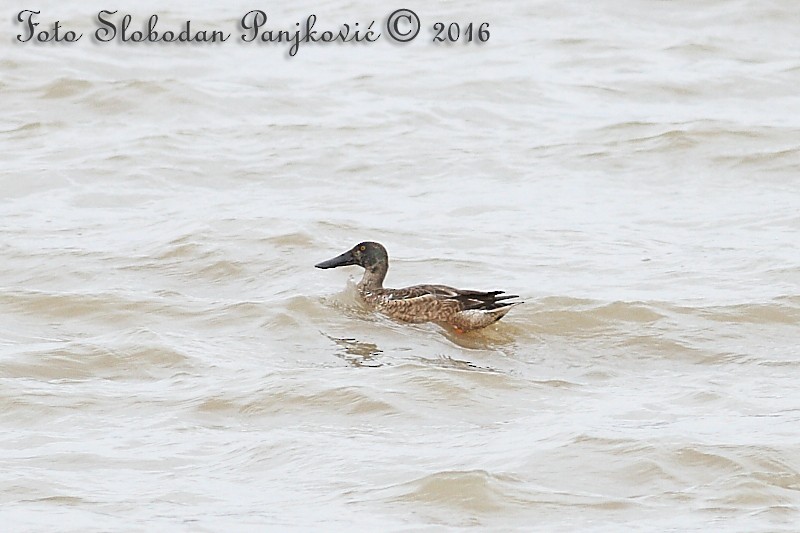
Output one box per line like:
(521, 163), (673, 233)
(2, 0), (800, 530)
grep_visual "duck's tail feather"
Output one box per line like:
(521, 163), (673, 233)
(451, 301), (523, 331)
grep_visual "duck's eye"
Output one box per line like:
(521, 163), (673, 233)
(360, 245), (366, 251)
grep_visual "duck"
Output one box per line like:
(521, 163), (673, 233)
(315, 241), (522, 333)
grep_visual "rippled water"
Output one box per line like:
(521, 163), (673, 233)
(3, 0), (800, 530)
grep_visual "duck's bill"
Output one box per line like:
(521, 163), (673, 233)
(315, 250), (356, 269)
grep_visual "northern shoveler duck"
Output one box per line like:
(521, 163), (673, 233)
(315, 241), (522, 333)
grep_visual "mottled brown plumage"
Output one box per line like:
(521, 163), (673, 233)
(315, 242), (522, 332)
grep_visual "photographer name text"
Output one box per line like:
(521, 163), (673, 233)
(14, 9), (491, 56)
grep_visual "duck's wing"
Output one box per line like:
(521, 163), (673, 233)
(372, 284), (522, 326)
(384, 284), (521, 311)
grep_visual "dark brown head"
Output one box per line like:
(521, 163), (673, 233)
(315, 241), (388, 272)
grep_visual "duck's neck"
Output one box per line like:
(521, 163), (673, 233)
(357, 263), (387, 291)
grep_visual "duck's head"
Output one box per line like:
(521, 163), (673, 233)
(315, 241), (388, 271)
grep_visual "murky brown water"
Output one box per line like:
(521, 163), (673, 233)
(2, 0), (800, 530)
